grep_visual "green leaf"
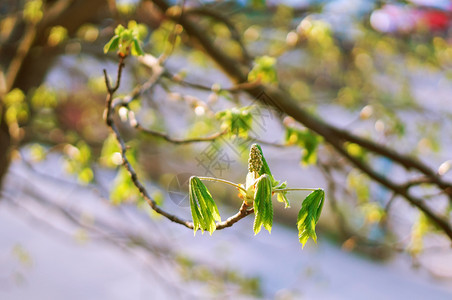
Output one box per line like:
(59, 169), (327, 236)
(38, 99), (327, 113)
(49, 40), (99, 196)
(253, 174), (273, 234)
(131, 38), (144, 56)
(277, 192), (290, 208)
(189, 177), (221, 235)
(114, 24), (125, 36)
(297, 189), (324, 248)
(216, 107), (252, 138)
(275, 181), (290, 208)
(104, 36), (120, 53)
(285, 128), (321, 166)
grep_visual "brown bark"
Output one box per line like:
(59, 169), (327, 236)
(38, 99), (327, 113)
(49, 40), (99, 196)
(0, 108), (10, 188)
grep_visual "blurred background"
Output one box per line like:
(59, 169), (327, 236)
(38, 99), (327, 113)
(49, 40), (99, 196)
(1, 0), (452, 299)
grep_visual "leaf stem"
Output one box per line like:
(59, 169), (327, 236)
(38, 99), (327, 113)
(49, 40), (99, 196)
(197, 176), (246, 192)
(273, 188), (319, 193)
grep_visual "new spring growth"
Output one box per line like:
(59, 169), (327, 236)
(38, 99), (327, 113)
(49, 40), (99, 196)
(104, 21), (147, 57)
(188, 143), (325, 248)
(248, 144), (263, 173)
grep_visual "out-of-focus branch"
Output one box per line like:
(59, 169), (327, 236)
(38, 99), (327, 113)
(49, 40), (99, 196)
(134, 123), (228, 144)
(149, 0), (452, 242)
(162, 70), (259, 93)
(184, 7), (252, 66)
(103, 55), (255, 231)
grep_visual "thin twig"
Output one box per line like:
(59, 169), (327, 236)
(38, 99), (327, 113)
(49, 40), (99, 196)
(103, 54), (255, 231)
(135, 123), (228, 144)
(162, 70), (259, 93)
(273, 188), (317, 192)
(198, 176), (246, 192)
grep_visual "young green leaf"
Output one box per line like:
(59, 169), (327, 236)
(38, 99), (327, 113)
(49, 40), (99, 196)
(131, 38), (144, 56)
(216, 107), (252, 138)
(275, 181), (290, 208)
(114, 24), (125, 36)
(253, 174), (273, 234)
(297, 189), (324, 248)
(104, 23), (146, 57)
(103, 36), (120, 54)
(189, 176), (221, 235)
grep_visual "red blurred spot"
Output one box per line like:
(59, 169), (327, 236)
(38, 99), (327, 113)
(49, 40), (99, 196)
(423, 10), (450, 30)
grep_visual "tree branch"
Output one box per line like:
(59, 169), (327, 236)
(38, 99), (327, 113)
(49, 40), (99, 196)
(184, 7), (253, 66)
(149, 0), (452, 241)
(103, 54), (256, 232)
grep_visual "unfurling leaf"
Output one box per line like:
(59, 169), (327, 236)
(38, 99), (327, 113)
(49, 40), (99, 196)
(297, 189), (324, 248)
(103, 36), (120, 54)
(189, 177), (221, 235)
(275, 181), (290, 208)
(131, 39), (144, 56)
(253, 174), (273, 234)
(104, 23), (146, 56)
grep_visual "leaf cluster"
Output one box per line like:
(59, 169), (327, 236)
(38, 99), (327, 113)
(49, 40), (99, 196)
(188, 143), (325, 247)
(104, 21), (147, 57)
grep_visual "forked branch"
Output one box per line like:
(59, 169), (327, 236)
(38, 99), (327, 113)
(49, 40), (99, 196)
(103, 55), (256, 231)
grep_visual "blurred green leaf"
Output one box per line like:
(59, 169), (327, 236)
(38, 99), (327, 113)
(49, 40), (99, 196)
(4, 88), (29, 124)
(248, 56), (278, 84)
(48, 26), (68, 47)
(4, 88), (25, 105)
(285, 128), (321, 166)
(100, 134), (121, 167)
(110, 168), (139, 205)
(216, 107), (252, 138)
(29, 143), (46, 162)
(31, 85), (57, 109)
(131, 38), (144, 56)
(23, 0), (43, 23)
(103, 36), (120, 54)
(249, 0), (266, 9)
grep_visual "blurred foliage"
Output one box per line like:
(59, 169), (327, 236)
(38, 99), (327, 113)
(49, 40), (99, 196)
(3, 0), (452, 279)
(23, 0), (43, 24)
(285, 127), (321, 166)
(216, 107), (253, 138)
(248, 56), (278, 84)
(104, 21), (147, 57)
(176, 254), (262, 297)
